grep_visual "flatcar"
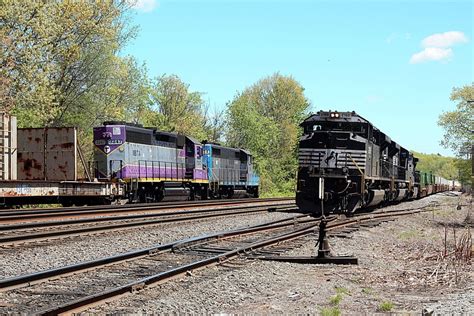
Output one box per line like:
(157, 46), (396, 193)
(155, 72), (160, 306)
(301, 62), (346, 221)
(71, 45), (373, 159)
(296, 110), (451, 215)
(92, 122), (259, 203)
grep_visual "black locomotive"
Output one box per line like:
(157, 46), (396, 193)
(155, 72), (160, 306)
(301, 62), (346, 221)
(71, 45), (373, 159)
(296, 110), (449, 215)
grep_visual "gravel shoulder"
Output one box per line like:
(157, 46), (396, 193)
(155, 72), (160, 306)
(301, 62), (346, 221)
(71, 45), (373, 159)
(85, 192), (473, 315)
(0, 210), (297, 278)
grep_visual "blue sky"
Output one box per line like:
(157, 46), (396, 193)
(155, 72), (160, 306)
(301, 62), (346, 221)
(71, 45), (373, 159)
(125, 0), (473, 156)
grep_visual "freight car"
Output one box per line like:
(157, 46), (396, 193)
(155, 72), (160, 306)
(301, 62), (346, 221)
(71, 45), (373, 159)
(296, 110), (452, 215)
(92, 122), (259, 203)
(0, 114), (122, 207)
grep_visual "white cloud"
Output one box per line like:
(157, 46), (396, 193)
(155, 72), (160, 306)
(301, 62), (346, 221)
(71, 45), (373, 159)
(410, 47), (453, 64)
(422, 31), (468, 48)
(409, 31), (468, 64)
(128, 0), (158, 12)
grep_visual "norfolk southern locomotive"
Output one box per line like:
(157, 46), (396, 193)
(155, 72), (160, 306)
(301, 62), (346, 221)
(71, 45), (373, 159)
(93, 122), (259, 203)
(296, 111), (451, 215)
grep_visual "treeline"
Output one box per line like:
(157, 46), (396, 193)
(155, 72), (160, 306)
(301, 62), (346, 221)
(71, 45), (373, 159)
(412, 152), (461, 180)
(437, 83), (474, 188)
(2, 2), (470, 195)
(1, 2), (310, 196)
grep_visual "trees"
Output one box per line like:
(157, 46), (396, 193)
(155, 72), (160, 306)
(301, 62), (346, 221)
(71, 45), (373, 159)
(438, 83), (474, 155)
(226, 73), (310, 196)
(203, 107), (226, 143)
(147, 75), (208, 140)
(438, 83), (473, 186)
(1, 0), (144, 129)
(412, 151), (459, 179)
(1, 1), (153, 163)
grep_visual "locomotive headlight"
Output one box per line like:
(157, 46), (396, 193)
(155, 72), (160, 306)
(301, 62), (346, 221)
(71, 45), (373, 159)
(330, 113), (335, 118)
(335, 113), (340, 118)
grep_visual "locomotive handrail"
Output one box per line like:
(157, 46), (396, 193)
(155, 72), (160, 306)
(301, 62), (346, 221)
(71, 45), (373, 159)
(347, 153), (364, 175)
(90, 160), (187, 181)
(209, 167), (247, 185)
(137, 160), (185, 181)
(380, 160), (407, 180)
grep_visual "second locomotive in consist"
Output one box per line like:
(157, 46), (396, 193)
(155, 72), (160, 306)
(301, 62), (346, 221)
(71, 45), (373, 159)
(296, 111), (450, 215)
(93, 122), (259, 203)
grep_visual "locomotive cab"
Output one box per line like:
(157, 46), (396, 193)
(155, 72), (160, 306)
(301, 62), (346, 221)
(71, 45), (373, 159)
(296, 110), (416, 215)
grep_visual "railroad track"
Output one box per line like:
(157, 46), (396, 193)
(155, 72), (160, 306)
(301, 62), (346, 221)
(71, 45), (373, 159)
(0, 198), (292, 223)
(0, 215), (317, 314)
(0, 199), (450, 315)
(0, 203), (297, 247)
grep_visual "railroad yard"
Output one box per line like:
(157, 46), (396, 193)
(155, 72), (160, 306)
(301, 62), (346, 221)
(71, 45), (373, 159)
(0, 193), (471, 314)
(3, 1), (473, 315)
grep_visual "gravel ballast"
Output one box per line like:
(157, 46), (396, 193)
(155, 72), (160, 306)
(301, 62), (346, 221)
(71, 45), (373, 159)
(0, 210), (297, 278)
(83, 192), (473, 314)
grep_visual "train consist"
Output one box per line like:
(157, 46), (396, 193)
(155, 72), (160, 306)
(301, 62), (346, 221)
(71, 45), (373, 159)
(92, 122), (259, 203)
(296, 110), (456, 215)
(0, 115), (259, 206)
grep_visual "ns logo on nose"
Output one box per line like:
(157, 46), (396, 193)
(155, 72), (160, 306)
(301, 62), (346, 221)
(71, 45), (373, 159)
(324, 151), (335, 164)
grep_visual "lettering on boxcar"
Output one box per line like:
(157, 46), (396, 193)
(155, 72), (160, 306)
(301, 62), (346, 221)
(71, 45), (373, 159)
(16, 184), (32, 195)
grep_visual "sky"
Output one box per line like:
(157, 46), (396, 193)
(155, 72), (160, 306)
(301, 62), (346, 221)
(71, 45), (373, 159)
(124, 0), (473, 157)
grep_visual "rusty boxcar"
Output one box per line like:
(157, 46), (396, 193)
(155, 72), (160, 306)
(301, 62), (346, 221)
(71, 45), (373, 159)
(0, 117), (123, 207)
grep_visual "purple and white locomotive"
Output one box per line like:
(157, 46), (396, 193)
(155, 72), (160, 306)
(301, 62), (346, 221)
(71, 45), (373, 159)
(93, 122), (259, 202)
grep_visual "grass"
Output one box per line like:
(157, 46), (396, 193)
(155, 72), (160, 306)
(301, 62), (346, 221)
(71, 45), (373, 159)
(378, 301), (394, 312)
(335, 287), (350, 295)
(329, 293), (343, 306)
(320, 307), (341, 316)
(321, 286), (349, 315)
(260, 191), (295, 198)
(361, 287), (373, 295)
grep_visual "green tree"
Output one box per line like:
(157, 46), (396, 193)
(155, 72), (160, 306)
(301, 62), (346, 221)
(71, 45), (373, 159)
(0, 0), (143, 128)
(1, 1), (152, 163)
(438, 83), (473, 186)
(438, 83), (473, 155)
(203, 107), (226, 143)
(226, 73), (310, 196)
(412, 151), (459, 179)
(146, 74), (208, 140)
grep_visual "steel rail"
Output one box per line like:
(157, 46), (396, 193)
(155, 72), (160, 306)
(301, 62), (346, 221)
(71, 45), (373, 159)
(0, 197), (293, 218)
(0, 214), (314, 292)
(39, 221), (319, 315)
(326, 202), (443, 231)
(2, 201), (450, 314)
(0, 205), (299, 246)
(0, 202), (296, 231)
